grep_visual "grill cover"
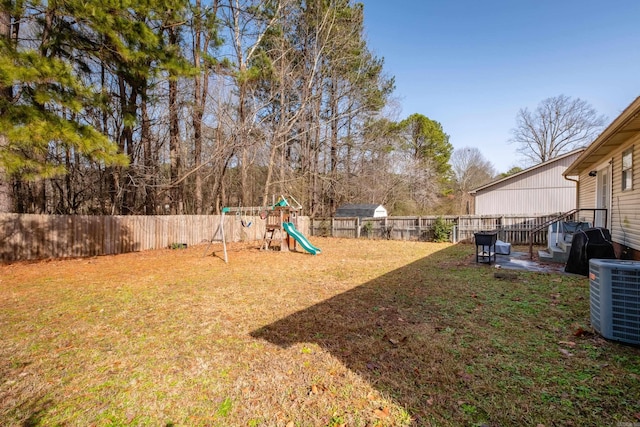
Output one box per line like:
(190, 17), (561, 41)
(565, 228), (616, 276)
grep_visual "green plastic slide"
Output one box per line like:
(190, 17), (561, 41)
(282, 222), (321, 255)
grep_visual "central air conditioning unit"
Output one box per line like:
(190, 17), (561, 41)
(589, 259), (640, 345)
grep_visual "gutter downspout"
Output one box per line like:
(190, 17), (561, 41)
(562, 174), (580, 246)
(564, 174), (580, 214)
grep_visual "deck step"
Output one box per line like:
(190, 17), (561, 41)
(538, 245), (570, 263)
(538, 249), (553, 262)
(558, 240), (572, 252)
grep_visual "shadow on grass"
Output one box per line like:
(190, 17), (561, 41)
(251, 244), (640, 425)
(251, 245), (481, 424)
(2, 395), (53, 427)
(21, 400), (52, 427)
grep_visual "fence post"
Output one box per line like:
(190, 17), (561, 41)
(356, 217), (360, 239)
(384, 217), (388, 239)
(331, 217), (335, 237)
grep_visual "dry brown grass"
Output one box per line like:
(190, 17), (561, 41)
(1, 238), (639, 426)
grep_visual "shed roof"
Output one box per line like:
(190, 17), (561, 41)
(564, 96), (640, 176)
(335, 204), (386, 217)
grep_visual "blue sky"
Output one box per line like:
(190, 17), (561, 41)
(362, 0), (640, 174)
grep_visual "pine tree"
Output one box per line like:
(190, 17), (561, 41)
(0, 1), (128, 213)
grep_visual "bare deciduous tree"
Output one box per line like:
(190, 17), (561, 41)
(450, 147), (495, 214)
(451, 147), (495, 192)
(511, 95), (607, 165)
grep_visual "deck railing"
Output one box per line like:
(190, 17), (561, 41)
(527, 208), (608, 259)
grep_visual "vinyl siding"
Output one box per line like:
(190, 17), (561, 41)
(577, 172), (596, 211)
(474, 153), (579, 215)
(610, 138), (640, 251)
(577, 135), (640, 252)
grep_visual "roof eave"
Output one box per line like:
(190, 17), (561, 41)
(564, 96), (640, 177)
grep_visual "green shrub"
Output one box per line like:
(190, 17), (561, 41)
(431, 217), (453, 242)
(362, 220), (373, 237)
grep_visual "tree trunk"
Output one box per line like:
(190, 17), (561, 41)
(0, 136), (14, 212)
(329, 74), (339, 215)
(141, 84), (155, 214)
(0, 9), (15, 212)
(192, 0), (211, 214)
(168, 26), (181, 214)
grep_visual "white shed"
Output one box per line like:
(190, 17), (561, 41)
(470, 149), (583, 216)
(335, 204), (387, 218)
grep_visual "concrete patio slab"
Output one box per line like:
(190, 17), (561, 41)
(485, 251), (568, 274)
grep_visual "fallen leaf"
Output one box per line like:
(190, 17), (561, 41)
(389, 338), (399, 346)
(559, 348), (574, 357)
(374, 407), (390, 418)
(426, 397), (434, 406)
(126, 412), (136, 423)
(573, 327), (589, 337)
(458, 372), (473, 382)
(558, 341), (576, 347)
(286, 422), (294, 427)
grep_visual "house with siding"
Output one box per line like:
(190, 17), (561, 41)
(470, 149), (583, 216)
(563, 96), (640, 260)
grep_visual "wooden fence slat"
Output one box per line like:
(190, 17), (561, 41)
(0, 213), (310, 262)
(311, 214), (557, 245)
(2, 213), (563, 263)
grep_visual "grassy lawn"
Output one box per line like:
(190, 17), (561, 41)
(1, 238), (639, 426)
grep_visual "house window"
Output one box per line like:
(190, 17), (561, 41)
(622, 147), (633, 191)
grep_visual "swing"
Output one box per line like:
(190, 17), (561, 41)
(239, 207), (252, 228)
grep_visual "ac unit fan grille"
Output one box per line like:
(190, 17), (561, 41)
(590, 274), (601, 333)
(610, 268), (640, 342)
(589, 259), (640, 345)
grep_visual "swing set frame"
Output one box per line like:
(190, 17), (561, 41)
(202, 195), (303, 263)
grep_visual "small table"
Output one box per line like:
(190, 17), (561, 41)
(474, 231), (498, 264)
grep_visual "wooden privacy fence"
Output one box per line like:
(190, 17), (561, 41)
(0, 213), (310, 262)
(1, 213), (559, 263)
(310, 214), (561, 245)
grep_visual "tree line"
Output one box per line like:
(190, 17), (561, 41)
(2, 0), (602, 217)
(1, 0), (476, 216)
